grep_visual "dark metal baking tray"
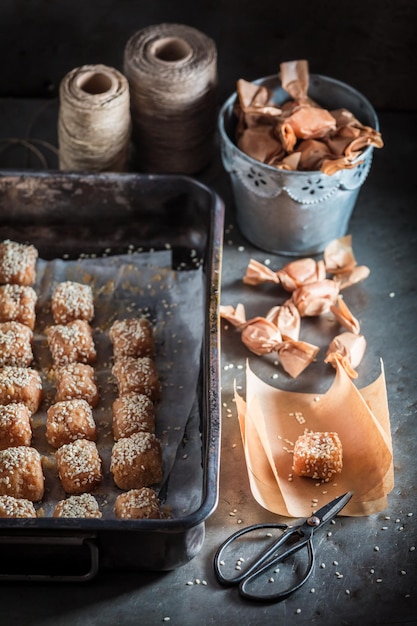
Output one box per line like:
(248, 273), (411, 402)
(0, 170), (224, 581)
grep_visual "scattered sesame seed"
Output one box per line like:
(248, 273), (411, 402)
(320, 563), (326, 569)
(374, 546), (380, 551)
(345, 589), (350, 595)
(376, 578), (382, 583)
(400, 570), (407, 576)
(268, 577), (274, 583)
(163, 617), (170, 622)
(296, 608), (301, 614)
(310, 588), (315, 593)
(410, 546), (415, 552)
(186, 581), (194, 586)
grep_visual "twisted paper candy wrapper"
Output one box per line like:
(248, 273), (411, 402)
(220, 235), (368, 379)
(235, 59), (383, 174)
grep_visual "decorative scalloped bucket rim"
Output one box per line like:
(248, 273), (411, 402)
(218, 73), (379, 256)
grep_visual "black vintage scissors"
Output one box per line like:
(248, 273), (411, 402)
(214, 491), (353, 602)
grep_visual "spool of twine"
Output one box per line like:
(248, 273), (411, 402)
(123, 23), (218, 174)
(58, 64), (131, 172)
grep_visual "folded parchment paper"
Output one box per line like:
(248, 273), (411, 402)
(235, 359), (393, 517)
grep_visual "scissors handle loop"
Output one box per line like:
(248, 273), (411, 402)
(239, 536), (315, 602)
(214, 523), (288, 586)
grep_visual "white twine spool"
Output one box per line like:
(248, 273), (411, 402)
(123, 23), (218, 174)
(58, 64), (131, 172)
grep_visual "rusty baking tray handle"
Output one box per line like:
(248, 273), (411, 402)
(0, 533), (99, 582)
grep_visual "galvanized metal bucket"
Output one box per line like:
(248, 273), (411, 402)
(218, 73), (379, 256)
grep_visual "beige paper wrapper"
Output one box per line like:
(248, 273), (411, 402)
(236, 359), (394, 517)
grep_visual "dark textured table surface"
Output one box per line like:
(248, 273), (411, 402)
(0, 99), (416, 626)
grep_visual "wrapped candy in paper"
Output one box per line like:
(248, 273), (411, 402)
(244, 257), (326, 290)
(238, 126), (285, 164)
(290, 279), (340, 316)
(220, 303), (318, 378)
(235, 79), (282, 139)
(325, 332), (367, 379)
(275, 104), (337, 142)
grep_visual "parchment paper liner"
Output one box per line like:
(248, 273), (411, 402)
(235, 360), (394, 517)
(32, 250), (205, 518)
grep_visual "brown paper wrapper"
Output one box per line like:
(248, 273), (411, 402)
(236, 360), (394, 517)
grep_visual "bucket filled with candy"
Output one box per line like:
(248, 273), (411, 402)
(218, 60), (383, 255)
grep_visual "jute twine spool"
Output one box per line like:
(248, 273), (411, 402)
(58, 64), (131, 172)
(123, 23), (218, 174)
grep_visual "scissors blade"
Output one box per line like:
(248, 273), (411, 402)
(310, 491), (353, 527)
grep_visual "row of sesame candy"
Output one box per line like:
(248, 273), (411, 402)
(0, 243), (40, 500)
(0, 242), (46, 511)
(109, 318), (163, 518)
(45, 281), (102, 514)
